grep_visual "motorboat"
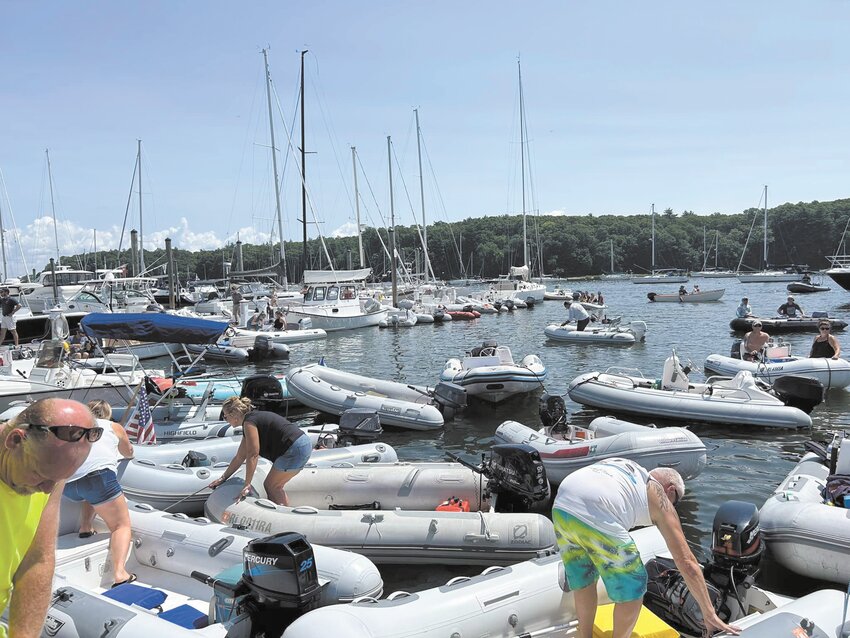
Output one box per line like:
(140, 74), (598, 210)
(760, 433), (850, 585)
(231, 324), (327, 344)
(184, 342), (249, 363)
(206, 442), (557, 566)
(787, 278), (831, 293)
(445, 307), (480, 320)
(631, 269), (689, 284)
(488, 265), (546, 302)
(544, 320), (646, 344)
(730, 315), (848, 333)
(440, 341), (547, 403)
(494, 413), (706, 485)
(283, 268), (388, 331)
(647, 288), (724, 302)
(543, 285), (572, 300)
(286, 363), (464, 430)
(43, 501), (383, 637)
(378, 308), (418, 328)
(567, 353), (819, 428)
(704, 339), (850, 389)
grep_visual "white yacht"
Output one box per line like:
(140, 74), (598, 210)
(283, 268), (387, 331)
(19, 265), (93, 313)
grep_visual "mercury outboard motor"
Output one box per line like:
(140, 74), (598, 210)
(772, 375), (824, 413)
(432, 381), (467, 418)
(192, 532), (325, 637)
(539, 392), (568, 431)
(335, 408), (383, 447)
(450, 443), (549, 513)
(644, 500), (764, 634)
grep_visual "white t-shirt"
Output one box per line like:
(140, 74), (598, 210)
(553, 458), (653, 541)
(567, 303), (590, 322)
(67, 418), (121, 482)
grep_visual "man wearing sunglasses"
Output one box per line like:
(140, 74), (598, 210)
(0, 398), (98, 638)
(552, 458), (740, 638)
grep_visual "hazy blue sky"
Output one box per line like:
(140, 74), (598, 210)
(2, 1), (849, 274)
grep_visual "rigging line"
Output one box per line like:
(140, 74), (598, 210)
(355, 153), (390, 230)
(390, 144), (432, 280)
(117, 153), (139, 258)
(0, 168), (32, 281)
(419, 135), (464, 275)
(736, 202), (762, 273)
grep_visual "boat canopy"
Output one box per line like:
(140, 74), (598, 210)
(303, 268), (371, 285)
(80, 313), (228, 344)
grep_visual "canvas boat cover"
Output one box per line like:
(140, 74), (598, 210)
(80, 313), (228, 344)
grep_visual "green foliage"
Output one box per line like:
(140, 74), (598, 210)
(61, 198), (850, 281)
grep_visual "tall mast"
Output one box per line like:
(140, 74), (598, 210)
(610, 239), (614, 274)
(93, 229), (98, 272)
(388, 136), (397, 307)
(650, 203), (656, 273)
(414, 108), (435, 282)
(701, 225), (707, 271)
(351, 146), (365, 268)
(518, 58), (528, 271)
(763, 184), (768, 270)
(0, 181), (7, 281)
(45, 149), (60, 266)
(300, 49), (308, 281)
(262, 49), (288, 287)
(137, 140), (146, 274)
(715, 230), (720, 269)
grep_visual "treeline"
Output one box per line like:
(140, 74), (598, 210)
(61, 198), (850, 282)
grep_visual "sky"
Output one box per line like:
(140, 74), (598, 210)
(2, 1), (849, 277)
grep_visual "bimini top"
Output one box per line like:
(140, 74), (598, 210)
(80, 313), (228, 344)
(303, 268), (372, 285)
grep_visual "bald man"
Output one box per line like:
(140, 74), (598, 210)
(0, 399), (100, 638)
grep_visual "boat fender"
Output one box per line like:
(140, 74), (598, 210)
(436, 497), (470, 512)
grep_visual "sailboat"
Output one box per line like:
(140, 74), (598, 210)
(490, 59), (545, 302)
(737, 186), (802, 283)
(632, 204), (688, 284)
(600, 238), (632, 280)
(694, 229), (736, 278)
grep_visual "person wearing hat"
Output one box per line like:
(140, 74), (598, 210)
(743, 321), (770, 361)
(563, 295), (591, 331)
(0, 288), (21, 347)
(230, 285), (243, 324)
(736, 297), (753, 318)
(777, 295), (804, 318)
(809, 320), (841, 360)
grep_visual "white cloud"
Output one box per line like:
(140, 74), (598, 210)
(331, 221), (360, 238)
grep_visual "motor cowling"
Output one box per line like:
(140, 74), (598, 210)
(772, 375), (824, 413)
(433, 381), (466, 418)
(710, 500), (764, 570)
(241, 375), (285, 410)
(539, 393), (567, 430)
(485, 443), (549, 511)
(730, 339), (743, 359)
(336, 408), (383, 447)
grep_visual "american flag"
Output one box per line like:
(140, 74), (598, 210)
(126, 382), (156, 444)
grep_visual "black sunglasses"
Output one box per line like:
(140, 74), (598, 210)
(26, 424), (103, 443)
(820, 326), (831, 331)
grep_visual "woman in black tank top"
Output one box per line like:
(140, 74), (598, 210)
(207, 397), (311, 504)
(809, 321), (841, 360)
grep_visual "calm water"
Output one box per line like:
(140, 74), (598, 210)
(193, 276), (850, 595)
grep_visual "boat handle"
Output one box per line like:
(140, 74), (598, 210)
(464, 533), (500, 542)
(445, 576), (472, 586)
(331, 462), (355, 468)
(386, 591), (412, 600)
(657, 461), (681, 467)
(480, 566), (506, 576)
(351, 596), (379, 605)
(291, 506), (320, 515)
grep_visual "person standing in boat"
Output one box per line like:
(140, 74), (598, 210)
(809, 320), (841, 359)
(563, 296), (591, 331)
(272, 310), (286, 331)
(736, 297), (753, 318)
(0, 288), (21, 348)
(230, 285), (243, 324)
(742, 321), (770, 361)
(776, 295), (804, 317)
(552, 458), (740, 638)
(208, 397), (312, 505)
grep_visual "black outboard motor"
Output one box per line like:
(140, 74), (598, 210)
(503, 298), (515, 311)
(432, 381), (467, 419)
(241, 375), (285, 411)
(539, 393), (568, 431)
(247, 335), (289, 362)
(335, 408), (383, 447)
(772, 375), (824, 413)
(644, 500), (764, 634)
(730, 339), (743, 359)
(525, 296), (536, 308)
(193, 532), (325, 638)
(647, 292), (657, 301)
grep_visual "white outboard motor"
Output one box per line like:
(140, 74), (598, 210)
(628, 321), (648, 342)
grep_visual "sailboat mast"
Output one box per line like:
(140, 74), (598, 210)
(45, 149), (60, 267)
(715, 231), (720, 269)
(518, 58), (528, 271)
(414, 108), (433, 283)
(137, 140), (146, 274)
(0, 183), (7, 281)
(610, 239), (614, 274)
(650, 203), (655, 273)
(387, 136), (398, 307)
(763, 185), (768, 270)
(351, 146), (365, 268)
(262, 49), (288, 287)
(300, 50), (308, 284)
(701, 225), (707, 271)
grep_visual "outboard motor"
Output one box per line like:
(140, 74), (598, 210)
(730, 339), (743, 359)
(647, 292), (657, 301)
(503, 298), (515, 311)
(539, 392), (568, 431)
(241, 375), (285, 411)
(335, 408), (383, 447)
(451, 443), (549, 513)
(432, 307), (446, 321)
(432, 381), (467, 419)
(194, 532), (325, 637)
(181, 450), (210, 468)
(644, 500), (764, 633)
(772, 375), (824, 413)
(247, 335), (289, 362)
(525, 296), (536, 308)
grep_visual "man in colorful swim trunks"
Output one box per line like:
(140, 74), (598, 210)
(552, 458), (740, 638)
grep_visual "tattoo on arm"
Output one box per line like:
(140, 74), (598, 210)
(652, 481), (671, 513)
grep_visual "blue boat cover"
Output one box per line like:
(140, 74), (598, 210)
(80, 313), (228, 344)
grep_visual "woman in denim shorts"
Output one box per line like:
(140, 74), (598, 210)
(63, 400), (135, 587)
(208, 397), (312, 505)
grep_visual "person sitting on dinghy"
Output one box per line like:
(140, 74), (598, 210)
(736, 297), (753, 318)
(563, 296), (591, 331)
(742, 321), (770, 361)
(208, 397), (312, 505)
(552, 459), (740, 638)
(809, 320), (841, 360)
(678, 285), (687, 301)
(777, 295), (804, 317)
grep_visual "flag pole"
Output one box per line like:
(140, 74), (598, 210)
(119, 380), (145, 429)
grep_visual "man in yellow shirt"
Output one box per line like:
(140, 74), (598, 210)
(0, 399), (101, 638)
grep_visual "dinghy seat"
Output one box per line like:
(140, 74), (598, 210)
(102, 583), (209, 629)
(158, 604), (209, 629)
